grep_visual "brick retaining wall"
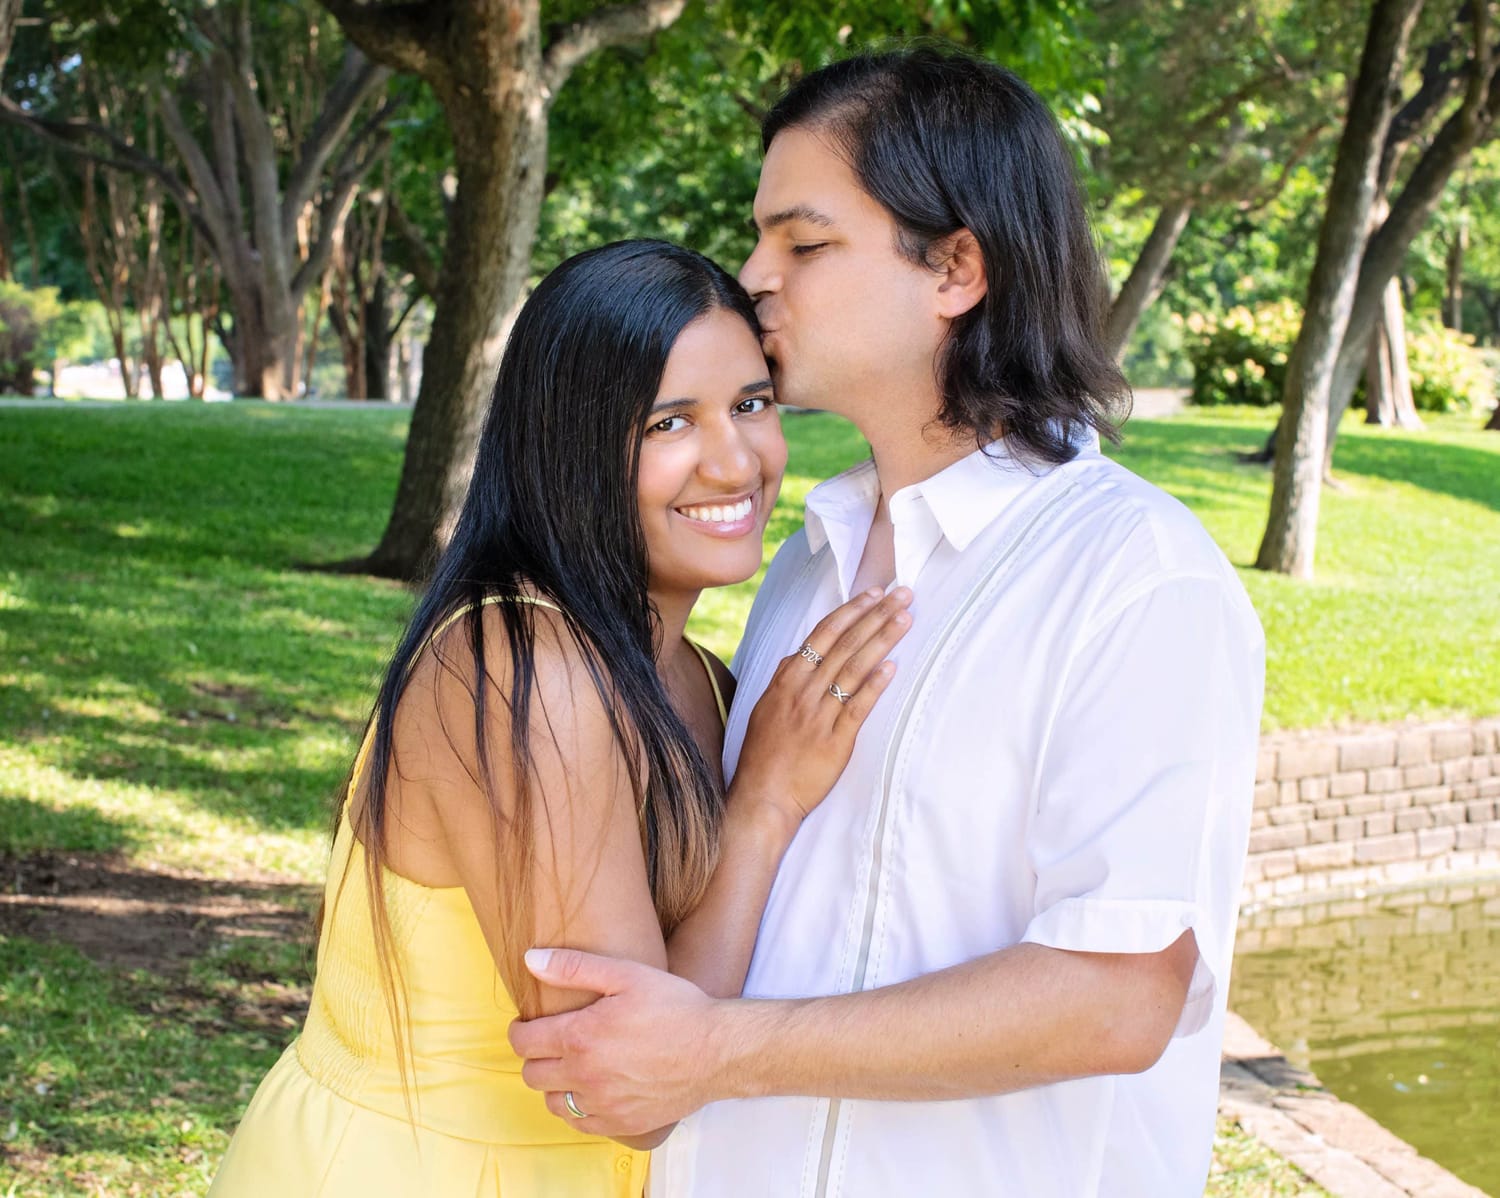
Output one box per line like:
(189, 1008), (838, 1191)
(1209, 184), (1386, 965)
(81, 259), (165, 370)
(1244, 717), (1500, 906)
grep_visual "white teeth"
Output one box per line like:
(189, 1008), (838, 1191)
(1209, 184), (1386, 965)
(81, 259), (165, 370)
(679, 498), (753, 524)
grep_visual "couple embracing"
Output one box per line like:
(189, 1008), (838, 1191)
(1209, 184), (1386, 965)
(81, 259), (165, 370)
(211, 47), (1263, 1198)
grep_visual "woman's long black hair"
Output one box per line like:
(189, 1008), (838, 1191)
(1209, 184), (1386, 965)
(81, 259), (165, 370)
(341, 239), (760, 1025)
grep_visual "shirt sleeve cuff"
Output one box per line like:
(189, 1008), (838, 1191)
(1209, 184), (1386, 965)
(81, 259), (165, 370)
(1020, 896), (1218, 1038)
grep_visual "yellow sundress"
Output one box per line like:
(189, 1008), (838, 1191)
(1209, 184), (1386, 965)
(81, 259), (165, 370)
(209, 600), (727, 1197)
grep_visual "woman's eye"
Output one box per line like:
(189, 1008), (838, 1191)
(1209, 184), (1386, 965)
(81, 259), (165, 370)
(736, 396), (773, 415)
(650, 415), (689, 434)
(791, 242), (827, 257)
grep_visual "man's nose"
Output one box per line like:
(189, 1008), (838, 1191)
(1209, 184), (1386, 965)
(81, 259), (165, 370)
(738, 239), (777, 300)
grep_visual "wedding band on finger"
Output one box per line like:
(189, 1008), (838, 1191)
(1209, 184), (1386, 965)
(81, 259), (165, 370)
(564, 1091), (588, 1119)
(829, 683), (851, 704)
(797, 643), (825, 666)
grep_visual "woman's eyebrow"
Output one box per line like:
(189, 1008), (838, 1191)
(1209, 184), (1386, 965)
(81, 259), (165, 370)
(650, 381), (771, 414)
(649, 397), (699, 416)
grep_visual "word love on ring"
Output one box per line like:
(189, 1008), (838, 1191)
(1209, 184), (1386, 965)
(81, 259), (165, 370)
(797, 643), (825, 666)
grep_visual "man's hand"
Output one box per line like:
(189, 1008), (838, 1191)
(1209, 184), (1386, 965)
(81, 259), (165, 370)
(509, 947), (728, 1137)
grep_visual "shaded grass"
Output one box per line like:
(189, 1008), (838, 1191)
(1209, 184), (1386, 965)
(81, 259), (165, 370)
(0, 933), (309, 1197)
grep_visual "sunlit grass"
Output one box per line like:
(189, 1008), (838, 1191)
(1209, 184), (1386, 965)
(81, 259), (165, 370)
(3, 402), (1498, 883)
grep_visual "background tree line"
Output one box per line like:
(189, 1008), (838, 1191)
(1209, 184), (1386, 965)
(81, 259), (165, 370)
(1, 0), (1497, 582)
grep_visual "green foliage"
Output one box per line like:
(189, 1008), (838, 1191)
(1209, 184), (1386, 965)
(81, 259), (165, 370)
(1406, 321), (1495, 413)
(538, 0), (1098, 276)
(0, 281), (66, 394)
(1184, 301), (1496, 414)
(1184, 300), (1300, 407)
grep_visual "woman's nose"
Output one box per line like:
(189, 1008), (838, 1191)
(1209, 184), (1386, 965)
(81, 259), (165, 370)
(701, 421), (759, 487)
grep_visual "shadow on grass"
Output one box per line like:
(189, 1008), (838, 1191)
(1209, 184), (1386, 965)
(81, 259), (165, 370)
(1332, 434), (1500, 514)
(0, 794), (138, 856)
(0, 850), (318, 973)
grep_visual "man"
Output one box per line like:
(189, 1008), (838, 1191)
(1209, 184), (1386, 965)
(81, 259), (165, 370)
(511, 48), (1264, 1197)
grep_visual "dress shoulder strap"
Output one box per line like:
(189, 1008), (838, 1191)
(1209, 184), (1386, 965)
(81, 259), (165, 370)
(688, 640), (729, 728)
(347, 594), (564, 802)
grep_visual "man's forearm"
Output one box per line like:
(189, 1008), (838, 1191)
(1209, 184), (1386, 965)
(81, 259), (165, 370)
(710, 935), (1197, 1103)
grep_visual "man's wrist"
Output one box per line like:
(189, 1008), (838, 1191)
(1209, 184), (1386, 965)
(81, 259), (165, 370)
(703, 996), (793, 1102)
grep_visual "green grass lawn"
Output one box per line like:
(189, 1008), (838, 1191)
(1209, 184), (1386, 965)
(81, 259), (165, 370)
(3, 400), (1498, 871)
(1, 398), (1493, 1194)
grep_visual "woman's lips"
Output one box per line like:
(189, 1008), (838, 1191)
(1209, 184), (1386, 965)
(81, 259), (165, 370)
(672, 491), (759, 539)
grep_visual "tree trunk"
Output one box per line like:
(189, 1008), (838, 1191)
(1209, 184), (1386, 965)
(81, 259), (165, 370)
(1321, 49), (1500, 454)
(365, 272), (391, 400)
(1103, 198), (1192, 362)
(1444, 222), (1466, 332)
(0, 0), (21, 80)
(324, 0), (690, 579)
(1486, 402), (1500, 429)
(360, 99), (548, 575)
(1256, 0), (1423, 579)
(1364, 276), (1423, 427)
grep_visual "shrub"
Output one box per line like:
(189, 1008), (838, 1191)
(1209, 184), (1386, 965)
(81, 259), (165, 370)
(0, 281), (60, 395)
(1406, 322), (1493, 413)
(1184, 299), (1301, 407)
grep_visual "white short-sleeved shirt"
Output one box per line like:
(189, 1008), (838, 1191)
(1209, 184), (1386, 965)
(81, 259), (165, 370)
(650, 433), (1265, 1198)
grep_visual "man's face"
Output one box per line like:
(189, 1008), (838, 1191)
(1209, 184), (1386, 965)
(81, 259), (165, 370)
(739, 128), (948, 423)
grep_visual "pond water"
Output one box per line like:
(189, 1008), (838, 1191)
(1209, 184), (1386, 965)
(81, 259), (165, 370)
(1231, 878), (1500, 1196)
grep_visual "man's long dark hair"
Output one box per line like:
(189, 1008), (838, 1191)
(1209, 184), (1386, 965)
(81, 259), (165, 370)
(764, 47), (1129, 464)
(341, 240), (758, 1030)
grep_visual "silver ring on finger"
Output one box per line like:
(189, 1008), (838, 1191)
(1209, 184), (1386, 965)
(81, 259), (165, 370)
(564, 1091), (588, 1119)
(829, 683), (851, 704)
(797, 642), (825, 667)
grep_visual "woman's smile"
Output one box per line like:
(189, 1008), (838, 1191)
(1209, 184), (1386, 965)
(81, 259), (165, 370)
(672, 490), (759, 537)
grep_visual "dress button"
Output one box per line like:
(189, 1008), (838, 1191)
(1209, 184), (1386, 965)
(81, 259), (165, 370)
(616, 1154), (632, 1173)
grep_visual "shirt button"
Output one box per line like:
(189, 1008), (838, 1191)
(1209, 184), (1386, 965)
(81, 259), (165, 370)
(616, 1154), (632, 1173)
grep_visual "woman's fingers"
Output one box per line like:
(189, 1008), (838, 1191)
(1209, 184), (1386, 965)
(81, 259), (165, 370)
(797, 586), (885, 659)
(834, 659), (897, 729)
(828, 606), (910, 698)
(818, 587), (912, 685)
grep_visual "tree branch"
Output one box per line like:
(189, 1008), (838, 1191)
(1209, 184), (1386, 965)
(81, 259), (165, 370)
(213, 31), (291, 300)
(0, 96), (217, 245)
(385, 190), (440, 296)
(281, 46), (392, 246)
(542, 0), (687, 96)
(291, 130), (391, 301)
(319, 0), (437, 77)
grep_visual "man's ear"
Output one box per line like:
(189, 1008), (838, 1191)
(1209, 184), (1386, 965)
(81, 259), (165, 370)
(933, 229), (988, 319)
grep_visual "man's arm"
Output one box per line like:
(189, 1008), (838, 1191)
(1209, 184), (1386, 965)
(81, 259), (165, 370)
(510, 932), (1196, 1137)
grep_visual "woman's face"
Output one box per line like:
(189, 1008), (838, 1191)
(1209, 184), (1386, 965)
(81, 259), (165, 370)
(637, 308), (788, 596)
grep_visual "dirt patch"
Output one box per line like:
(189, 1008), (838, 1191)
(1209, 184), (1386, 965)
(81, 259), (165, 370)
(0, 851), (318, 976)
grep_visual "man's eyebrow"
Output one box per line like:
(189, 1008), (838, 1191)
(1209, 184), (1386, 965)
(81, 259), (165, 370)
(748, 204), (837, 234)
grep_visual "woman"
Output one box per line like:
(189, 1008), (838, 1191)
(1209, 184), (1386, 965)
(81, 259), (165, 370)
(209, 240), (910, 1196)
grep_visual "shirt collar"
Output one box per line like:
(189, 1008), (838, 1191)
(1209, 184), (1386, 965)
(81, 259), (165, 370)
(804, 428), (1100, 596)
